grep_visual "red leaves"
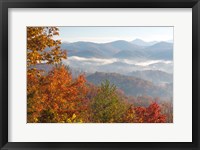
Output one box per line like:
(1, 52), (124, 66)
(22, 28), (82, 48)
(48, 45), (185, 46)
(134, 102), (166, 123)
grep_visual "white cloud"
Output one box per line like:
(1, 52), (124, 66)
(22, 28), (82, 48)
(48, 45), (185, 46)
(135, 60), (172, 66)
(65, 56), (117, 65)
(64, 56), (172, 66)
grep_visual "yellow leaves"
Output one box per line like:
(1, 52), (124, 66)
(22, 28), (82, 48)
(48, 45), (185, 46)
(34, 118), (38, 122)
(72, 114), (76, 120)
(66, 114), (76, 123)
(27, 27), (67, 67)
(66, 114), (84, 123)
(67, 118), (72, 123)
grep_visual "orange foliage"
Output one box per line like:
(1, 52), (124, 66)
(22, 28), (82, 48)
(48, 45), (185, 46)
(27, 65), (88, 123)
(134, 102), (166, 123)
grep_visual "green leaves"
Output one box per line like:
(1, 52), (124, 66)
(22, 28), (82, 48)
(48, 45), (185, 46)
(90, 80), (129, 123)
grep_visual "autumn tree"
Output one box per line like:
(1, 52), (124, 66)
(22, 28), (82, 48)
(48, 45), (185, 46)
(27, 27), (90, 123)
(90, 80), (129, 123)
(27, 27), (67, 100)
(134, 102), (166, 123)
(27, 65), (88, 123)
(27, 27), (66, 67)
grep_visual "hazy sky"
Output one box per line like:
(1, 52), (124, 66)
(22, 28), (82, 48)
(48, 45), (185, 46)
(57, 27), (173, 43)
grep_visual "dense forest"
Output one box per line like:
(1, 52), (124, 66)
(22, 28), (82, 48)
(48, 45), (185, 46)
(27, 27), (173, 123)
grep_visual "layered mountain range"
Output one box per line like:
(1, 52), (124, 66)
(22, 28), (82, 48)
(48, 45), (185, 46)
(60, 39), (173, 74)
(40, 39), (173, 99)
(61, 39), (173, 60)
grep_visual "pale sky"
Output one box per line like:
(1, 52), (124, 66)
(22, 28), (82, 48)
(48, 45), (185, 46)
(57, 27), (173, 43)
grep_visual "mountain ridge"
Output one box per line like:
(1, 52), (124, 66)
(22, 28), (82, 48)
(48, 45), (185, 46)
(87, 72), (172, 99)
(60, 40), (173, 60)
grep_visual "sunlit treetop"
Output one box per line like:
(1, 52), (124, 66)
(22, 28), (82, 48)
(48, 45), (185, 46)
(27, 27), (66, 67)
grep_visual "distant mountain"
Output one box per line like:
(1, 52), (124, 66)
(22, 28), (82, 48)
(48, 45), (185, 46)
(109, 40), (147, 59)
(69, 50), (104, 58)
(144, 42), (173, 60)
(146, 42), (173, 50)
(131, 39), (158, 47)
(61, 41), (111, 58)
(61, 40), (147, 59)
(97, 61), (138, 75)
(87, 72), (172, 98)
(106, 40), (141, 50)
(127, 70), (173, 84)
(113, 50), (145, 59)
(61, 40), (173, 60)
(148, 62), (173, 74)
(61, 41), (130, 58)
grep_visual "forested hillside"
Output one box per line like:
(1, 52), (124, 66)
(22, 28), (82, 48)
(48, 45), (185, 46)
(27, 27), (173, 123)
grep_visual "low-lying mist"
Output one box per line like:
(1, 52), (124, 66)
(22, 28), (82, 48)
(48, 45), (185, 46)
(62, 56), (173, 75)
